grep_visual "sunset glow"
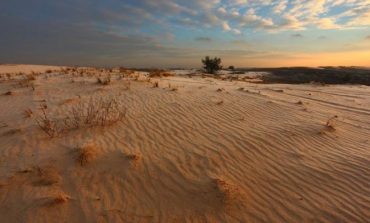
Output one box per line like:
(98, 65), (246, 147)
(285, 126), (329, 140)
(1, 0), (369, 67)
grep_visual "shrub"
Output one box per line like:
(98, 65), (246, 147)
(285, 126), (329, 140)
(202, 56), (222, 74)
(36, 97), (126, 137)
(77, 142), (98, 166)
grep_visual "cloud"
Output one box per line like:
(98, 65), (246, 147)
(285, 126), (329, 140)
(1, 0), (369, 67)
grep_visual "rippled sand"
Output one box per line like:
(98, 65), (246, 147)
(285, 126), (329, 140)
(0, 65), (369, 223)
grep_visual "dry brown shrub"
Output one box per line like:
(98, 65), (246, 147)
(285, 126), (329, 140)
(17, 74), (36, 88)
(212, 178), (240, 206)
(77, 142), (98, 166)
(4, 91), (14, 96)
(47, 193), (71, 206)
(152, 81), (159, 88)
(24, 108), (33, 118)
(126, 153), (141, 161)
(216, 100), (224, 105)
(36, 97), (126, 137)
(148, 70), (174, 78)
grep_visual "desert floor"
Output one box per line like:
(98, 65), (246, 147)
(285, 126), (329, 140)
(0, 65), (369, 223)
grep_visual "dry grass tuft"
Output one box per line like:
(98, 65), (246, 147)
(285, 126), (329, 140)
(216, 100), (224, 105)
(4, 91), (14, 96)
(17, 74), (36, 89)
(47, 193), (71, 206)
(148, 70), (174, 78)
(126, 153), (141, 161)
(152, 81), (159, 88)
(212, 178), (240, 206)
(168, 83), (178, 91)
(97, 76), (111, 85)
(77, 142), (98, 166)
(35, 105), (63, 137)
(24, 108), (33, 118)
(36, 97), (126, 137)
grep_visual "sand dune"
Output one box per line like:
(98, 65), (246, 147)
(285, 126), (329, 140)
(0, 65), (369, 222)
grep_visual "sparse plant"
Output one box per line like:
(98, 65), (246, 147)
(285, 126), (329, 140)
(4, 91), (14, 96)
(36, 97), (126, 137)
(48, 193), (71, 206)
(77, 142), (98, 166)
(202, 56), (222, 74)
(36, 104), (64, 137)
(148, 70), (173, 78)
(24, 108), (33, 118)
(14, 74), (36, 89)
(126, 153), (141, 161)
(153, 81), (159, 88)
(97, 76), (111, 85)
(216, 100), (224, 105)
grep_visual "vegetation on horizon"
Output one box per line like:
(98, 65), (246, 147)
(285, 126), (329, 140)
(202, 56), (222, 74)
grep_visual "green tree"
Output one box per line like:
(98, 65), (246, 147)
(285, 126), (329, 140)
(202, 56), (222, 74)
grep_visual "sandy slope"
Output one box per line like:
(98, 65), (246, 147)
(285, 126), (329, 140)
(0, 65), (369, 223)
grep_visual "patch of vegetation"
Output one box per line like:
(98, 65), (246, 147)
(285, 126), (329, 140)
(237, 67), (370, 85)
(36, 97), (126, 137)
(202, 56), (222, 74)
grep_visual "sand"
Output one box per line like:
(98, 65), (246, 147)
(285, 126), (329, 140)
(0, 65), (369, 223)
(0, 64), (63, 75)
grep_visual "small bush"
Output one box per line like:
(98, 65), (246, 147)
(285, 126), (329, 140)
(202, 56), (222, 74)
(77, 142), (98, 166)
(36, 97), (126, 137)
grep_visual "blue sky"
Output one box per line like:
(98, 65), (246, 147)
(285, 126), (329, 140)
(0, 0), (369, 67)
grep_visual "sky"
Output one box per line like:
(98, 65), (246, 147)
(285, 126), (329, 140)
(0, 0), (369, 68)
